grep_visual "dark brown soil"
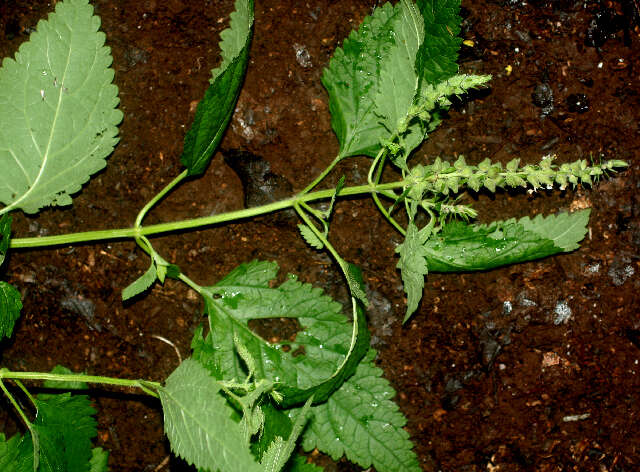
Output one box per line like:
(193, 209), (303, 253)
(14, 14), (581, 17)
(1, 1), (639, 471)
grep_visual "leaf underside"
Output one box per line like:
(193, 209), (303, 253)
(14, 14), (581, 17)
(0, 0), (122, 215)
(424, 210), (591, 272)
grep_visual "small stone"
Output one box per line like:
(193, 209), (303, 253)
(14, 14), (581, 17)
(566, 93), (589, 113)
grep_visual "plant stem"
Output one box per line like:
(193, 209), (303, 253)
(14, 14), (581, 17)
(10, 181), (408, 249)
(0, 378), (33, 429)
(299, 153), (344, 195)
(0, 369), (162, 398)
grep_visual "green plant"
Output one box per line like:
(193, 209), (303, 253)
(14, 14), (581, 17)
(0, 0), (627, 471)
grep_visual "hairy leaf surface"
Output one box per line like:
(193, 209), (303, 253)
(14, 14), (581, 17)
(424, 210), (590, 272)
(180, 0), (254, 176)
(300, 350), (421, 472)
(159, 358), (261, 472)
(0, 281), (22, 340)
(0, 0), (122, 214)
(193, 260), (369, 408)
(89, 448), (109, 472)
(322, 3), (400, 158)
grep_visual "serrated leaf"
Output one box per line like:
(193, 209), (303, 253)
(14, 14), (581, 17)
(345, 262), (368, 306)
(298, 224), (324, 250)
(5, 393), (99, 472)
(0, 0), (122, 215)
(121, 262), (156, 301)
(0, 281), (22, 340)
(192, 260), (370, 407)
(415, 0), (462, 87)
(89, 448), (109, 472)
(374, 1), (426, 168)
(300, 350), (420, 472)
(43, 365), (88, 390)
(424, 210), (591, 272)
(396, 221), (431, 322)
(322, 3), (400, 158)
(158, 358), (262, 472)
(180, 0), (254, 176)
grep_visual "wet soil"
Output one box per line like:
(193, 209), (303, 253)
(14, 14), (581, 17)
(1, 1), (639, 471)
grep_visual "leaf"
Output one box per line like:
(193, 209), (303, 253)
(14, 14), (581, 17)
(3, 393), (99, 472)
(423, 210), (591, 272)
(192, 260), (370, 408)
(43, 365), (88, 390)
(322, 3), (400, 158)
(396, 221), (431, 322)
(300, 350), (421, 472)
(121, 262), (156, 301)
(415, 0), (462, 87)
(0, 214), (10, 267)
(89, 448), (109, 472)
(0, 0), (122, 215)
(374, 0), (426, 167)
(298, 224), (324, 250)
(0, 281), (22, 340)
(180, 0), (254, 176)
(158, 358), (262, 472)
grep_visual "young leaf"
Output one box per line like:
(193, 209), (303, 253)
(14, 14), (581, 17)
(396, 221), (431, 322)
(0, 0), (122, 215)
(89, 448), (109, 472)
(121, 262), (156, 301)
(322, 3), (400, 158)
(158, 358), (262, 472)
(193, 260), (370, 407)
(300, 350), (421, 472)
(424, 210), (591, 272)
(180, 0), (254, 176)
(0, 281), (22, 341)
(298, 224), (324, 250)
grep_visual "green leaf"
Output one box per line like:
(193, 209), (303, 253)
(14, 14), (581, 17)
(0, 0), (122, 215)
(374, 0), (426, 168)
(322, 3), (400, 158)
(251, 401), (293, 461)
(298, 224), (324, 250)
(300, 350), (421, 472)
(286, 455), (324, 472)
(415, 0), (462, 87)
(89, 448), (109, 472)
(121, 262), (156, 301)
(192, 260), (370, 408)
(0, 281), (22, 340)
(43, 365), (88, 390)
(180, 0), (254, 176)
(3, 393), (99, 472)
(158, 358), (262, 472)
(0, 214), (10, 267)
(396, 221), (431, 323)
(424, 210), (591, 272)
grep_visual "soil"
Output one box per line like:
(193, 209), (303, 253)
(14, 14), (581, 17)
(1, 0), (639, 471)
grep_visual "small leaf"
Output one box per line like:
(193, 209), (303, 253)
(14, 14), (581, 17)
(345, 262), (368, 306)
(396, 221), (431, 323)
(121, 263), (156, 301)
(424, 210), (591, 272)
(159, 358), (262, 472)
(180, 0), (254, 176)
(298, 224), (324, 250)
(0, 281), (22, 340)
(89, 448), (109, 472)
(0, 0), (122, 214)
